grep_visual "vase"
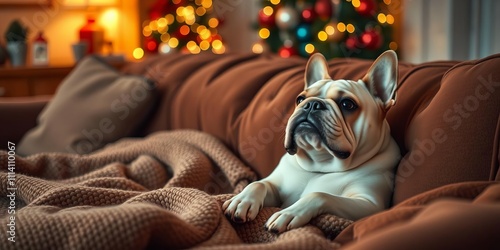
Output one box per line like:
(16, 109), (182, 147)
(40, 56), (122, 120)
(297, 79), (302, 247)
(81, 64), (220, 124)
(6, 41), (27, 67)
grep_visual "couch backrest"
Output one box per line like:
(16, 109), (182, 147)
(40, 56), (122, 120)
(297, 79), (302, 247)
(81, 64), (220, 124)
(122, 53), (500, 205)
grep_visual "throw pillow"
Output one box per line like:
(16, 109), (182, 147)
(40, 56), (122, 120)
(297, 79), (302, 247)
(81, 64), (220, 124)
(17, 56), (157, 155)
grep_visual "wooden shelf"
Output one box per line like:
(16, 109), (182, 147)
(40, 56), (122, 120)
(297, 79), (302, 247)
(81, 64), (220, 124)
(0, 64), (75, 97)
(0, 60), (126, 97)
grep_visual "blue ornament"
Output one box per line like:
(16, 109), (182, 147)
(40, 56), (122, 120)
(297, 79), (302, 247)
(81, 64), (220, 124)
(295, 24), (312, 42)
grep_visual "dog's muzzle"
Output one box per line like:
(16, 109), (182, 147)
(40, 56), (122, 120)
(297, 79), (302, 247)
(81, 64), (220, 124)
(285, 99), (351, 159)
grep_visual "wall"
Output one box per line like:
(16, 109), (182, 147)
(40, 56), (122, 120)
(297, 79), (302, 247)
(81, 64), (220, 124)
(0, 0), (140, 65)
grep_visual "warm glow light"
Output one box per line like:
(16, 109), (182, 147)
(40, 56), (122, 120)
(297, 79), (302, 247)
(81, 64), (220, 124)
(337, 22), (346, 32)
(195, 0), (203, 6)
(263, 6), (274, 16)
(383, 0), (392, 5)
(176, 7), (184, 16)
(208, 18), (219, 28)
(352, 0), (361, 8)
(165, 14), (175, 24)
(196, 25), (207, 34)
(157, 18), (167, 28)
(133, 48), (144, 60)
(252, 43), (264, 54)
(259, 28), (270, 39)
(100, 8), (118, 25)
(200, 40), (210, 50)
(180, 25), (190, 36)
(389, 41), (398, 50)
(149, 20), (158, 30)
(212, 44), (225, 54)
(196, 6), (207, 16)
(202, 0), (212, 9)
(318, 31), (328, 41)
(172, 0), (182, 4)
(143, 26), (152, 37)
(325, 25), (335, 35)
(200, 29), (211, 40)
(161, 33), (170, 42)
(305, 43), (315, 54)
(386, 14), (395, 24)
(212, 39), (223, 50)
(377, 13), (387, 23)
(346, 24), (355, 33)
(270, 0), (280, 5)
(176, 15), (185, 23)
(187, 41), (197, 50)
(168, 37), (179, 48)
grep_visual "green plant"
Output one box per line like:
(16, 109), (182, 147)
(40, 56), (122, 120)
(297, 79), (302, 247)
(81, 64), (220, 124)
(4, 19), (28, 43)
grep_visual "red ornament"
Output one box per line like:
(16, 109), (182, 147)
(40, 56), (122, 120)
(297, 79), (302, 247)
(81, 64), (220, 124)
(314, 0), (333, 20)
(144, 37), (158, 53)
(301, 7), (317, 23)
(345, 36), (359, 50)
(258, 9), (276, 27)
(278, 45), (298, 58)
(355, 0), (377, 17)
(149, 0), (169, 20)
(361, 29), (383, 49)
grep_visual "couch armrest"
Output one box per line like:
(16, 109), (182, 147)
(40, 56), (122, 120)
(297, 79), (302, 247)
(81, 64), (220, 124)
(0, 96), (50, 150)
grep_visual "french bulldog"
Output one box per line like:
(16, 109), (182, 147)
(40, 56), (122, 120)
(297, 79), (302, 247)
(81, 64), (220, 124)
(223, 50), (400, 233)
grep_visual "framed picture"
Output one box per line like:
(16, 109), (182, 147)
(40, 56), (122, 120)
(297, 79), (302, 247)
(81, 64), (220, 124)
(0, 0), (52, 7)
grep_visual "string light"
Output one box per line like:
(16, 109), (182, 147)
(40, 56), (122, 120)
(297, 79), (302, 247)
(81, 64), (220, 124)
(168, 37), (179, 48)
(346, 24), (355, 33)
(304, 43), (315, 54)
(377, 13), (387, 24)
(386, 14), (395, 24)
(337, 22), (346, 32)
(325, 25), (335, 35)
(270, 0), (280, 5)
(389, 41), (398, 50)
(263, 6), (274, 16)
(208, 18), (219, 28)
(140, 0), (227, 56)
(318, 31), (328, 41)
(259, 28), (270, 39)
(252, 42), (264, 54)
(133, 48), (144, 59)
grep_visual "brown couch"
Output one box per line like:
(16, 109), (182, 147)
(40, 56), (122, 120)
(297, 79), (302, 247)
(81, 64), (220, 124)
(1, 52), (499, 249)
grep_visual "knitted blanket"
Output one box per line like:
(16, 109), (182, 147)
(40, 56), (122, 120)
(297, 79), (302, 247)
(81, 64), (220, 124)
(0, 130), (352, 249)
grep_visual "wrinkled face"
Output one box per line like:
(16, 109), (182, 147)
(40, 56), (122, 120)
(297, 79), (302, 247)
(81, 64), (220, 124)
(284, 51), (398, 173)
(285, 79), (386, 172)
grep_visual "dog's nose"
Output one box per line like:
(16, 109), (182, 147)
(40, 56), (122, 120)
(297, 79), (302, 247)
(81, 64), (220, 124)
(303, 100), (326, 111)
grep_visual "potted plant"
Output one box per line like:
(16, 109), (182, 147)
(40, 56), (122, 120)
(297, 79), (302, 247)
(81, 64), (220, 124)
(4, 20), (28, 67)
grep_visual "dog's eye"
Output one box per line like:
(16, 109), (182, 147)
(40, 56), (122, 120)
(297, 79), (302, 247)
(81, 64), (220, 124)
(340, 99), (358, 111)
(296, 95), (306, 105)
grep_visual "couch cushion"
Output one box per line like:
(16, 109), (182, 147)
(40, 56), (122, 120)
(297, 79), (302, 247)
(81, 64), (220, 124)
(390, 54), (500, 204)
(18, 56), (157, 156)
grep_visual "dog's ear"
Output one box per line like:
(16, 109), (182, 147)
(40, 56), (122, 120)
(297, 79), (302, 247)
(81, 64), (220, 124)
(362, 50), (398, 111)
(305, 53), (331, 89)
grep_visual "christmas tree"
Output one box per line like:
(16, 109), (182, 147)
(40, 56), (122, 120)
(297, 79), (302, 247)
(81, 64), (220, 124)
(253, 0), (397, 59)
(140, 0), (225, 56)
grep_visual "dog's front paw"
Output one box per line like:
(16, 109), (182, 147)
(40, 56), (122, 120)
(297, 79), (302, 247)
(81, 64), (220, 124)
(264, 194), (321, 233)
(222, 182), (266, 223)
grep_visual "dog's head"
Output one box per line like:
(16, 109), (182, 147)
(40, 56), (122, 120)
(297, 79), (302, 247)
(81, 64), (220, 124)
(285, 50), (398, 172)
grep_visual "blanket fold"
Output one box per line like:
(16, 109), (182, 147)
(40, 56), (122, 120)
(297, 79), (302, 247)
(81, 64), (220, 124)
(1, 130), (351, 250)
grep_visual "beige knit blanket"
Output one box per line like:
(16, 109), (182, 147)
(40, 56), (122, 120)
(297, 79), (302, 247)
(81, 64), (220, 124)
(0, 130), (352, 249)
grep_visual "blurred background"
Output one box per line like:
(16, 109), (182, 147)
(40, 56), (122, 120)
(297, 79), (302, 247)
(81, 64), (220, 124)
(0, 0), (499, 66)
